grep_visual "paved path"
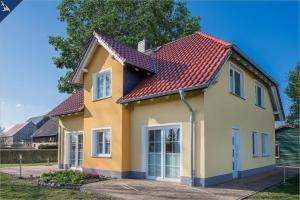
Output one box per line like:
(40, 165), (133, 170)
(81, 167), (299, 200)
(0, 165), (60, 178)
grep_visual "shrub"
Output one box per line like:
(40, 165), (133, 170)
(40, 170), (84, 184)
(38, 144), (58, 149)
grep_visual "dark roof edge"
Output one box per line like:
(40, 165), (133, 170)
(48, 106), (84, 117)
(117, 84), (209, 104)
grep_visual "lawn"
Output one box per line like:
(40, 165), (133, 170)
(0, 173), (109, 200)
(0, 162), (57, 168)
(250, 175), (300, 200)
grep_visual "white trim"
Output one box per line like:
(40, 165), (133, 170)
(229, 62), (245, 98)
(142, 122), (182, 182)
(255, 81), (265, 108)
(261, 133), (270, 156)
(231, 127), (242, 178)
(65, 131), (84, 170)
(92, 68), (112, 101)
(252, 131), (259, 157)
(93, 32), (125, 65)
(91, 127), (112, 158)
(275, 144), (280, 158)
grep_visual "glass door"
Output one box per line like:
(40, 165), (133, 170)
(147, 126), (180, 181)
(70, 133), (83, 169)
(147, 129), (162, 178)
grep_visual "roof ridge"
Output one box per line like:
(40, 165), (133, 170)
(196, 31), (231, 46)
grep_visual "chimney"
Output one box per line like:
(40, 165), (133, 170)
(137, 39), (151, 53)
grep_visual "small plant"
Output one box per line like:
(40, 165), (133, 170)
(40, 170), (83, 184)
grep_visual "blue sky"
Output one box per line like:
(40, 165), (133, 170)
(0, 1), (299, 130)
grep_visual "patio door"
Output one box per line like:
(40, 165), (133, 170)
(147, 126), (180, 181)
(70, 133), (83, 169)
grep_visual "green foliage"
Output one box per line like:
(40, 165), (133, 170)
(40, 170), (84, 184)
(285, 62), (300, 127)
(38, 144), (58, 149)
(49, 0), (200, 93)
(250, 175), (299, 199)
(0, 173), (101, 200)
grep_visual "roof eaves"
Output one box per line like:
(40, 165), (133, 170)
(117, 84), (209, 104)
(48, 106), (84, 117)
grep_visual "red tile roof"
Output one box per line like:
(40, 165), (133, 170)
(276, 124), (300, 131)
(119, 32), (232, 103)
(48, 89), (84, 116)
(93, 32), (155, 73)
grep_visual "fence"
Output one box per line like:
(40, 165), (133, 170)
(0, 149), (57, 164)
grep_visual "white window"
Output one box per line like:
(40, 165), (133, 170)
(252, 132), (259, 157)
(275, 144), (280, 158)
(229, 63), (245, 98)
(261, 133), (270, 156)
(92, 128), (111, 157)
(92, 69), (111, 100)
(255, 83), (265, 108)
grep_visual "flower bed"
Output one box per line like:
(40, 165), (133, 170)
(38, 170), (109, 190)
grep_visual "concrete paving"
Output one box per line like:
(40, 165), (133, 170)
(0, 165), (60, 178)
(81, 167), (299, 200)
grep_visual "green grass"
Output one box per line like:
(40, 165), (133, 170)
(0, 162), (57, 168)
(250, 175), (300, 200)
(0, 173), (108, 200)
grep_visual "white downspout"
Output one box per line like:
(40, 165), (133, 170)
(179, 89), (194, 186)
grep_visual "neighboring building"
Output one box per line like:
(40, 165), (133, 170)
(275, 125), (300, 167)
(31, 118), (58, 149)
(26, 115), (50, 129)
(48, 32), (284, 187)
(0, 122), (37, 146)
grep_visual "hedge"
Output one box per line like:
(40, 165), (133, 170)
(0, 149), (57, 164)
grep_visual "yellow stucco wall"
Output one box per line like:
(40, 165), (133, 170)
(203, 58), (275, 178)
(58, 113), (84, 165)
(82, 45), (131, 172)
(130, 92), (205, 177)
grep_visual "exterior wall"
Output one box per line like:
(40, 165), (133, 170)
(58, 113), (84, 168)
(203, 58), (276, 180)
(82, 45), (131, 173)
(130, 91), (204, 179)
(276, 128), (300, 166)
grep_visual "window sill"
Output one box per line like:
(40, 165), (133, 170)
(230, 92), (245, 100)
(255, 104), (265, 109)
(92, 96), (112, 102)
(92, 154), (112, 158)
(261, 154), (270, 157)
(252, 155), (259, 158)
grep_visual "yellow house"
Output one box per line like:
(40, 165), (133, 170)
(48, 31), (284, 187)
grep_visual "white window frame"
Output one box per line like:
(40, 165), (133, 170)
(229, 63), (245, 98)
(91, 128), (112, 157)
(275, 144), (280, 158)
(255, 81), (265, 108)
(92, 68), (112, 101)
(261, 133), (270, 156)
(252, 131), (259, 157)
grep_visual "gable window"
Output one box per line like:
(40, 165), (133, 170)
(252, 132), (259, 157)
(92, 128), (111, 157)
(93, 69), (111, 100)
(229, 63), (245, 98)
(275, 144), (280, 158)
(255, 83), (265, 108)
(261, 133), (270, 156)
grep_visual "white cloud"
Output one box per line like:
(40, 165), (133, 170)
(15, 103), (22, 108)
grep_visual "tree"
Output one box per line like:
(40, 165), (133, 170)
(49, 0), (200, 93)
(285, 62), (300, 127)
